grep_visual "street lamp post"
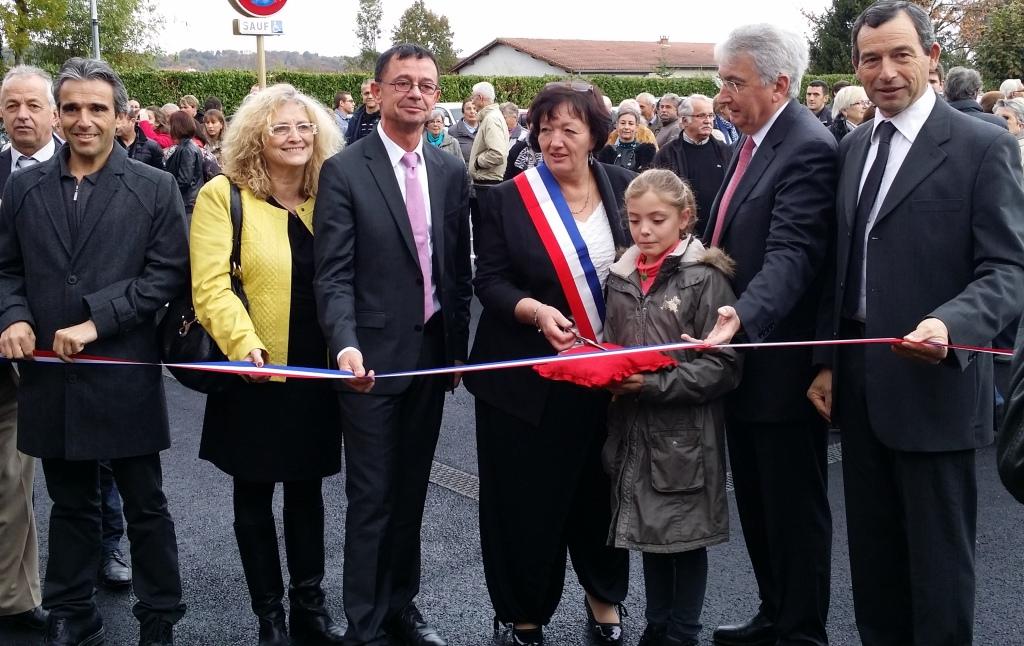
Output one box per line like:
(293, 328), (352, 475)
(90, 0), (101, 59)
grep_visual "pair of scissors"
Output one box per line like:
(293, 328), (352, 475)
(570, 328), (609, 352)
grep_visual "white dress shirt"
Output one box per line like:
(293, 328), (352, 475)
(748, 102), (789, 159)
(9, 137), (57, 174)
(852, 89), (937, 320)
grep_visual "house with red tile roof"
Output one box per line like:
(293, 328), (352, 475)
(449, 37), (716, 77)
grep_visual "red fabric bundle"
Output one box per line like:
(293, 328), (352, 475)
(533, 343), (677, 388)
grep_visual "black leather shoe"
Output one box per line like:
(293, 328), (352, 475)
(493, 619), (544, 646)
(99, 549), (132, 589)
(44, 612), (105, 646)
(1, 605), (49, 631)
(290, 605), (344, 644)
(584, 599), (623, 645)
(712, 613), (777, 646)
(138, 617), (173, 645)
(636, 623), (665, 646)
(385, 604), (447, 646)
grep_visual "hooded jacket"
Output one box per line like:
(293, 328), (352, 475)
(602, 236), (742, 552)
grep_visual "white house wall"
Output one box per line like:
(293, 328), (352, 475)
(455, 45), (566, 76)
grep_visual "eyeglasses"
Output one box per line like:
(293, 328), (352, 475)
(386, 79), (439, 94)
(268, 122), (317, 137)
(713, 75), (749, 94)
(853, 100), (873, 108)
(688, 113), (716, 121)
(545, 81), (594, 93)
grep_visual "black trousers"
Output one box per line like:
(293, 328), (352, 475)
(725, 415), (831, 645)
(837, 339), (976, 646)
(470, 181), (500, 238)
(41, 454), (185, 624)
(475, 384), (629, 625)
(337, 316), (448, 646)
(642, 548), (707, 640)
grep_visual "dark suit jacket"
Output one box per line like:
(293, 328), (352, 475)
(701, 99), (838, 423)
(0, 144), (188, 459)
(0, 135), (64, 191)
(818, 98), (1024, 452)
(946, 98), (1009, 130)
(313, 130), (472, 396)
(464, 162), (634, 426)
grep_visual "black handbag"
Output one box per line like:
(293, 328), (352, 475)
(158, 182), (248, 394)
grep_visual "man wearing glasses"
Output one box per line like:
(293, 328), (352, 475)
(652, 93), (734, 235)
(695, 24), (838, 646)
(314, 44), (472, 646)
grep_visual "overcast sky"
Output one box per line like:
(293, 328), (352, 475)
(157, 0), (831, 60)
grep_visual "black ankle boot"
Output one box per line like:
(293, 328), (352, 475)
(584, 599), (624, 645)
(493, 618), (544, 645)
(234, 521), (289, 646)
(283, 493), (344, 644)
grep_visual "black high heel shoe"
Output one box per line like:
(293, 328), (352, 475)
(493, 618), (544, 645)
(584, 598), (625, 645)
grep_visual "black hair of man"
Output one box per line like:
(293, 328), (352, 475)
(374, 44), (439, 83)
(851, 0), (936, 64)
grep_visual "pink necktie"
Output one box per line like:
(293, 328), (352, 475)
(710, 136), (755, 247)
(401, 152), (434, 323)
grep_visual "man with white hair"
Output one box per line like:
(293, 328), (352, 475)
(636, 92), (658, 129)
(0, 64), (59, 635)
(652, 94), (733, 234)
(1000, 78), (1024, 100)
(467, 81), (506, 232)
(696, 23), (837, 646)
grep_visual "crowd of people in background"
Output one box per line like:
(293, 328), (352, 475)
(1, 1), (1024, 646)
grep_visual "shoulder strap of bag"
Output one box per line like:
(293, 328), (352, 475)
(228, 182), (250, 310)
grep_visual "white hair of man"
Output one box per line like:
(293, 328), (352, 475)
(1, 64), (55, 107)
(1000, 79), (1024, 99)
(831, 85), (868, 120)
(678, 93), (714, 118)
(472, 81), (496, 102)
(715, 23), (809, 99)
(661, 92), (681, 108)
(635, 92), (656, 106)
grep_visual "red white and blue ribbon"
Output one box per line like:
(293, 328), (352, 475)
(514, 165), (606, 341)
(11, 337), (1013, 381)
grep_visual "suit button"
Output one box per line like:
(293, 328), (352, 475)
(67, 274), (78, 285)
(414, 324), (423, 332)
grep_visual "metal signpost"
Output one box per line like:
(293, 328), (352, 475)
(228, 0), (288, 89)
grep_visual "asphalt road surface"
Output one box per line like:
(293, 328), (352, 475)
(2, 357), (1023, 645)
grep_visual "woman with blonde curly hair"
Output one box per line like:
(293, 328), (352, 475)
(189, 84), (344, 646)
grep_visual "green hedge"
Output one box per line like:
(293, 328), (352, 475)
(115, 69), (861, 114)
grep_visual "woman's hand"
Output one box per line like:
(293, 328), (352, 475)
(535, 305), (577, 352)
(243, 348), (271, 383)
(607, 374), (644, 395)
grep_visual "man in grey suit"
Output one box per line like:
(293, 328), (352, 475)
(0, 58), (188, 646)
(808, 2), (1024, 644)
(0, 64), (58, 635)
(696, 24), (837, 646)
(314, 44), (472, 646)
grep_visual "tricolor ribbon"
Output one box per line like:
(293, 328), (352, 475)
(9, 337), (1012, 381)
(514, 165), (606, 341)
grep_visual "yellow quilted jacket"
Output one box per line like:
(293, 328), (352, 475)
(190, 174), (315, 379)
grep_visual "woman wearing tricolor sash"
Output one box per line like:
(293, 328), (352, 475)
(465, 82), (635, 646)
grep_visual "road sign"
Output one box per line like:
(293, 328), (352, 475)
(228, 0), (287, 18)
(232, 18), (284, 35)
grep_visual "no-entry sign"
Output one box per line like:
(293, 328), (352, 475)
(228, 0), (287, 17)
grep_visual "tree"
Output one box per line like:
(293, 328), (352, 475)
(973, 0), (1024, 85)
(804, 0), (874, 74)
(0, 0), (68, 65)
(354, 0), (383, 71)
(390, 0), (459, 74)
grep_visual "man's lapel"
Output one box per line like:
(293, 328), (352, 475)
(0, 149), (12, 191)
(843, 123), (872, 230)
(365, 132), (418, 263)
(36, 159), (73, 257)
(422, 144), (446, 280)
(71, 144), (125, 263)
(873, 101), (950, 228)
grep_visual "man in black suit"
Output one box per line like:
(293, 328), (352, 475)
(807, 2), (1024, 644)
(0, 57), (188, 646)
(0, 64), (59, 636)
(697, 24), (837, 646)
(314, 44), (472, 646)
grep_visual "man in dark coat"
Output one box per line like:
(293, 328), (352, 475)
(345, 78), (382, 145)
(808, 3), (1024, 644)
(0, 57), (188, 646)
(314, 45), (472, 646)
(115, 111), (164, 170)
(943, 65), (1009, 129)
(699, 25), (837, 646)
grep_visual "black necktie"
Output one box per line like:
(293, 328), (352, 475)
(842, 121), (897, 319)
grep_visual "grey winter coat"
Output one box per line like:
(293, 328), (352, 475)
(602, 237), (741, 553)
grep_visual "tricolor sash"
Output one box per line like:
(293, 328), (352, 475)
(514, 165), (606, 341)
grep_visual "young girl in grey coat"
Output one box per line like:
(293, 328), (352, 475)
(602, 170), (742, 646)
